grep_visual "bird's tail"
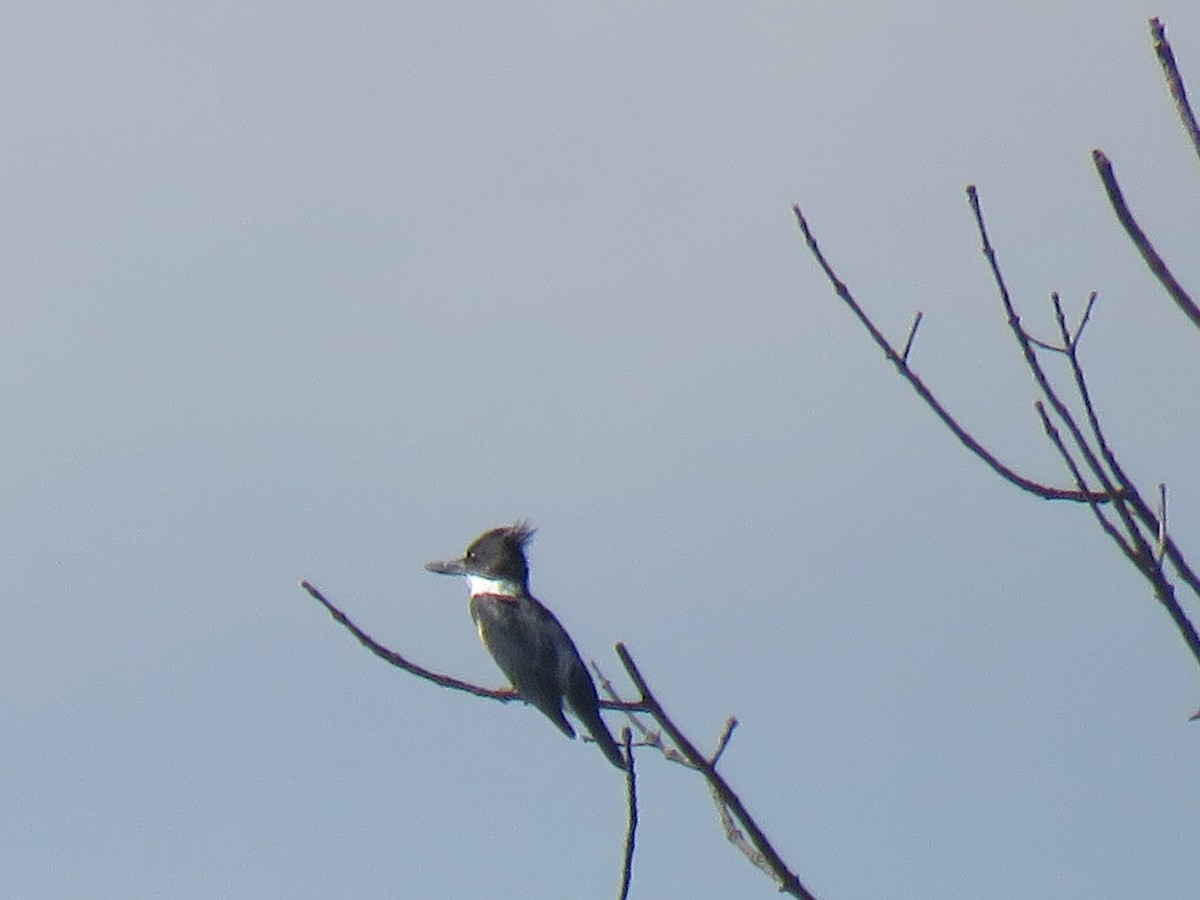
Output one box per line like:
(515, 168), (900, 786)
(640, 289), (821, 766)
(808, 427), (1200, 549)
(582, 709), (628, 771)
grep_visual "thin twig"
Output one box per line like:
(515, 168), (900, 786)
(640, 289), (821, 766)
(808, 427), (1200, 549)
(901, 311), (924, 364)
(1074, 291), (1099, 345)
(599, 659), (809, 888)
(1032, 410), (1200, 677)
(1092, 149), (1200, 332)
(1049, 294), (1200, 602)
(299, 579), (517, 701)
(300, 579), (650, 713)
(968, 187), (1150, 559)
(1130, 502), (1200, 601)
(711, 717), (738, 766)
(1049, 292), (1132, 514)
(1155, 484), (1168, 565)
(709, 781), (780, 886)
(792, 203), (1114, 505)
(616, 643), (819, 900)
(1031, 405), (1135, 562)
(1150, 17), (1200, 165)
(617, 728), (638, 900)
(1025, 333), (1066, 354)
(703, 718), (778, 882)
(592, 661), (682, 756)
(1046, 297), (1200, 671)
(304, 580), (652, 715)
(1050, 292), (1071, 349)
(975, 185), (1200, 673)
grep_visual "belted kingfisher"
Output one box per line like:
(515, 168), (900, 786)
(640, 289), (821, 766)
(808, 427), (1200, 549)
(425, 522), (627, 770)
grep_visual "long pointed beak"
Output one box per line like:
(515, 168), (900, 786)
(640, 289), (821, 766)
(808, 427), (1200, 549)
(424, 557), (467, 576)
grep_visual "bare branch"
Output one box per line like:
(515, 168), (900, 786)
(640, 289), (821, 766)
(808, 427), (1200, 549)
(1049, 297), (1200, 602)
(1155, 484), (1168, 565)
(968, 187), (1153, 555)
(1050, 292), (1071, 349)
(1130, 504), (1200, 602)
(616, 643), (819, 900)
(1074, 291), (1099, 346)
(901, 310), (924, 364)
(1025, 333), (1067, 354)
(1031, 404), (1135, 562)
(617, 728), (638, 900)
(299, 579), (652, 716)
(1092, 149), (1200, 332)
(1030, 411), (1200, 677)
(600, 658), (817, 889)
(972, 190), (1200, 675)
(1145, 580), (1200, 698)
(701, 717), (779, 883)
(792, 203), (1115, 505)
(299, 579), (518, 701)
(1150, 17), (1200, 165)
(709, 781), (781, 887)
(592, 661), (681, 754)
(710, 717), (738, 766)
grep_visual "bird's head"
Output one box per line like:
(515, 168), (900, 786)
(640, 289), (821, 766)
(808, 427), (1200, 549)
(425, 521), (535, 596)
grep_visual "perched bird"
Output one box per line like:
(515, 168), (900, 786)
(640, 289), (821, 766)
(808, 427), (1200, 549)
(425, 522), (627, 770)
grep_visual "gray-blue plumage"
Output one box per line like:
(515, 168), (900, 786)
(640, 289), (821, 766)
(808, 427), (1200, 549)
(426, 522), (626, 770)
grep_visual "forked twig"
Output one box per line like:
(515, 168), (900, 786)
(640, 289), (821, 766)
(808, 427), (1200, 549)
(593, 661), (694, 766)
(711, 717), (738, 765)
(901, 311), (924, 364)
(794, 175), (1200, 689)
(967, 189), (1148, 553)
(792, 203), (1115, 505)
(616, 643), (819, 900)
(1045, 292), (1200, 600)
(1032, 403), (1135, 563)
(965, 188), (1200, 675)
(299, 579), (645, 712)
(1033, 398), (1200, 678)
(302, 580), (817, 891)
(300, 579), (516, 701)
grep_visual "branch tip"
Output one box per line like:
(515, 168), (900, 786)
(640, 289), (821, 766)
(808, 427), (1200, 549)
(618, 727), (638, 900)
(901, 311), (924, 364)
(1093, 147), (1200, 331)
(1155, 483), (1168, 565)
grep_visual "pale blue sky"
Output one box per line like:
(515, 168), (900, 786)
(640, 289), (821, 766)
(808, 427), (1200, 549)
(3, 3), (1199, 897)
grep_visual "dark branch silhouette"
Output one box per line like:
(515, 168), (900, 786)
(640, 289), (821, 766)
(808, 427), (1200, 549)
(1151, 17), (1200, 165)
(299, 578), (646, 712)
(900, 310), (923, 364)
(1033, 400), (1200, 672)
(618, 728), (637, 900)
(967, 188), (1151, 549)
(794, 176), (1200, 682)
(1091, 150), (1200, 332)
(792, 203), (1117, 506)
(598, 654), (814, 890)
(300, 19), (1200, 900)
(615, 644), (818, 900)
(300, 580), (820, 897)
(793, 15), (1200, 684)
(299, 579), (516, 701)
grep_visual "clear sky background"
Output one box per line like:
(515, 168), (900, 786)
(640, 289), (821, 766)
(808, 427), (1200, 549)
(4, 3), (1199, 898)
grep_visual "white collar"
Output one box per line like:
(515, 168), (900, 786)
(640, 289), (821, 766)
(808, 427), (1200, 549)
(466, 574), (520, 599)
